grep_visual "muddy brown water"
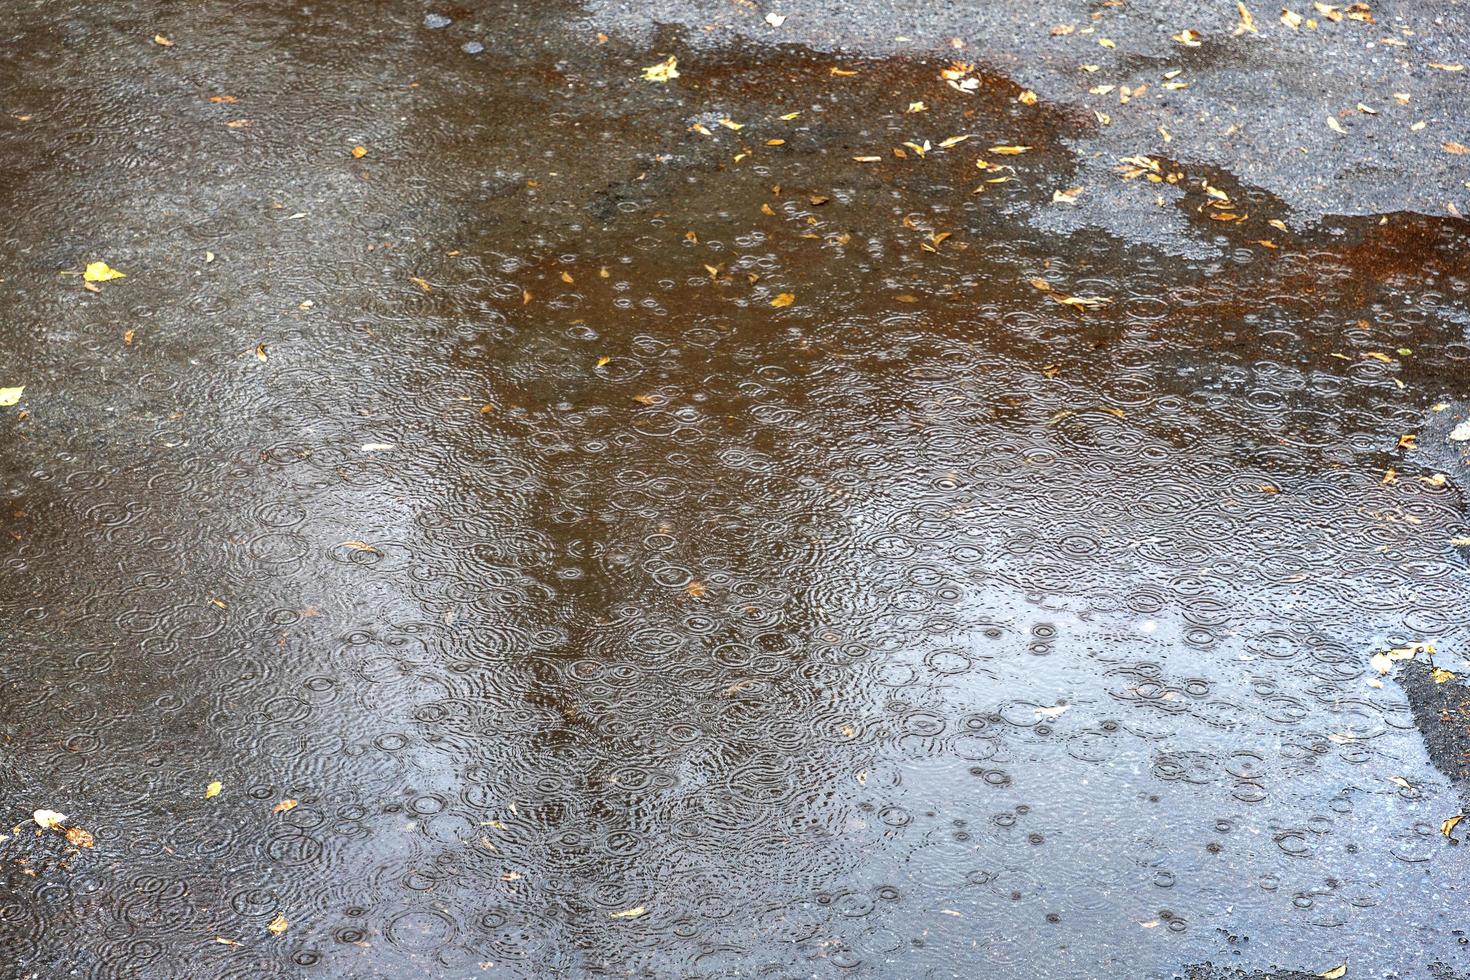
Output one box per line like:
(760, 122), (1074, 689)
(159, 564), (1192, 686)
(3, 6), (1470, 978)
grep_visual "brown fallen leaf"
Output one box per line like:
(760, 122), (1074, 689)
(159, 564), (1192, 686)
(1443, 814), (1464, 837)
(273, 799), (299, 814)
(685, 580), (707, 598)
(64, 825), (95, 848)
(1443, 142), (1470, 155)
(209, 95), (237, 104)
(409, 276), (432, 291)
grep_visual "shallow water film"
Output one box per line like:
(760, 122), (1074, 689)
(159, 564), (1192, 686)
(4, 2), (1470, 978)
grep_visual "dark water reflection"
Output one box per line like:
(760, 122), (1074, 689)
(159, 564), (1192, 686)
(2, 4), (1470, 978)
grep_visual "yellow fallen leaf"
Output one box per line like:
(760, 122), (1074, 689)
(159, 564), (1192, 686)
(770, 292), (795, 307)
(610, 906), (646, 919)
(1018, 90), (1038, 105)
(989, 145), (1030, 155)
(214, 937), (243, 947)
(33, 809), (67, 829)
(1171, 28), (1202, 46)
(779, 111), (800, 120)
(938, 135), (970, 148)
(0, 386), (23, 407)
(153, 34), (174, 46)
(1234, 3), (1258, 34)
(1442, 815), (1463, 837)
(205, 781), (223, 799)
(64, 825), (95, 848)
(595, 356), (610, 368)
(273, 799), (298, 814)
(642, 56), (678, 82)
(352, 144), (367, 158)
(255, 343), (268, 362)
(1318, 965), (1347, 980)
(906, 101), (927, 113)
(409, 276), (432, 291)
(1328, 116), (1347, 134)
(1427, 63), (1465, 72)
(830, 67), (858, 77)
(267, 914), (289, 935)
(717, 118), (743, 131)
(1433, 667), (1456, 683)
(83, 261), (126, 282)
(1281, 8), (1304, 28)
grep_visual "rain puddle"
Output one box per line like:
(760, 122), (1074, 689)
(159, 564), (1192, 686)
(3, 18), (1469, 980)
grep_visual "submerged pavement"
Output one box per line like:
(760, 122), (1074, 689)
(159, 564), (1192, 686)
(2, 1), (1470, 978)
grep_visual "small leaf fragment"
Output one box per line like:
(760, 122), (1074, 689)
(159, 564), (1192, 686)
(1433, 667), (1456, 683)
(267, 914), (289, 935)
(610, 906), (647, 919)
(273, 799), (299, 814)
(1441, 815), (1463, 837)
(0, 386), (24, 407)
(205, 781), (223, 799)
(352, 144), (367, 158)
(153, 34), (174, 46)
(1318, 966), (1347, 980)
(770, 292), (795, 307)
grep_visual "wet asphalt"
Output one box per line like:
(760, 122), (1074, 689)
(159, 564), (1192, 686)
(3, 1), (1470, 978)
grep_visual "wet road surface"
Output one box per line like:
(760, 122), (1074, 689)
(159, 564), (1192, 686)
(3, 2), (1470, 978)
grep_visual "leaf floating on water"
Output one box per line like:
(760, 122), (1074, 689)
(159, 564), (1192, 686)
(988, 145), (1030, 155)
(83, 261), (126, 282)
(205, 781), (223, 799)
(1318, 965), (1347, 980)
(65, 825), (95, 848)
(0, 386), (24, 407)
(641, 55), (679, 83)
(340, 540), (380, 555)
(33, 809), (67, 830)
(1432, 667), (1456, 683)
(273, 799), (299, 814)
(214, 937), (243, 947)
(1051, 294), (1113, 310)
(770, 292), (795, 308)
(610, 906), (646, 919)
(1388, 775), (1414, 790)
(409, 276), (432, 292)
(267, 913), (289, 935)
